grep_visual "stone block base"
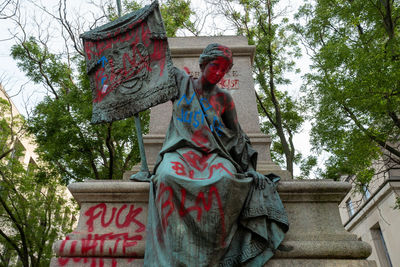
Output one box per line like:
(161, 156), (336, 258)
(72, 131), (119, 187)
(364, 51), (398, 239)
(265, 259), (377, 267)
(50, 258), (143, 267)
(51, 258), (376, 267)
(51, 180), (376, 266)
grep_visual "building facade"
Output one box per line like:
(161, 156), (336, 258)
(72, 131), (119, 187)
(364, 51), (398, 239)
(0, 84), (37, 166)
(339, 159), (400, 267)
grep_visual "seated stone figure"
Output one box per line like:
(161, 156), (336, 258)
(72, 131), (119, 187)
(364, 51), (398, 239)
(144, 44), (288, 266)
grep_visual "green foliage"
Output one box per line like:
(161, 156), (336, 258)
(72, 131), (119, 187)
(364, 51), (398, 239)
(297, 155), (317, 180)
(107, 0), (194, 37)
(0, 98), (77, 267)
(395, 196), (400, 210)
(215, 0), (305, 176)
(160, 0), (194, 37)
(296, 0), (400, 183)
(10, 1), (193, 183)
(11, 39), (145, 183)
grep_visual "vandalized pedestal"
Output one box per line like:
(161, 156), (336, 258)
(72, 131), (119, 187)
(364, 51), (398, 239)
(51, 179), (376, 266)
(50, 181), (148, 267)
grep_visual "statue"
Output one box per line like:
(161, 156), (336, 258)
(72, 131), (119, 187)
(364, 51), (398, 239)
(142, 43), (289, 266)
(80, 2), (288, 265)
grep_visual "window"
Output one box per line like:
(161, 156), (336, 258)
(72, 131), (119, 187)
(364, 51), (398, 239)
(362, 185), (371, 201)
(370, 223), (393, 267)
(346, 198), (354, 217)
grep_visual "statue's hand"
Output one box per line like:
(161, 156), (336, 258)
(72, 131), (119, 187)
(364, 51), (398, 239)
(130, 171), (151, 182)
(245, 170), (266, 190)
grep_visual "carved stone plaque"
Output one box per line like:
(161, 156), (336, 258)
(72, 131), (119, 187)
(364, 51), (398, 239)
(80, 1), (177, 124)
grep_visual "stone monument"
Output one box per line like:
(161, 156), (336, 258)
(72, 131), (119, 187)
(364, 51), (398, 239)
(51, 36), (376, 266)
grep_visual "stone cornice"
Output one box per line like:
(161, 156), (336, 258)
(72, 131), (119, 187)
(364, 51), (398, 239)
(344, 178), (400, 230)
(170, 46), (256, 63)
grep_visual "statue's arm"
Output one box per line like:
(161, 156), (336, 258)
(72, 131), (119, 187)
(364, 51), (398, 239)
(221, 91), (240, 132)
(220, 91), (266, 189)
(219, 91), (263, 187)
(170, 66), (189, 102)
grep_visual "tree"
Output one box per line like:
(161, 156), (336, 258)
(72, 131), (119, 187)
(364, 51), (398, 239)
(8, 0), (194, 183)
(212, 0), (306, 177)
(295, 0), (400, 185)
(0, 0), (18, 20)
(0, 92), (77, 267)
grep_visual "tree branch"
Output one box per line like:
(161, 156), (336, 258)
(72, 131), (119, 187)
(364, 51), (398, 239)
(0, 196), (29, 266)
(342, 105), (400, 158)
(255, 91), (277, 127)
(0, 227), (23, 263)
(388, 111), (400, 130)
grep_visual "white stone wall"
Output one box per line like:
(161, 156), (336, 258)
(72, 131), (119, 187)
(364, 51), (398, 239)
(348, 188), (400, 267)
(340, 180), (400, 267)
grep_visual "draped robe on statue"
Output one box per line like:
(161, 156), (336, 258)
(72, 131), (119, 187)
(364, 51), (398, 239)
(144, 68), (289, 266)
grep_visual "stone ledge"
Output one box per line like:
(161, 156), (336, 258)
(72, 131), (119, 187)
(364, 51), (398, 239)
(284, 232), (358, 241)
(69, 182), (150, 203)
(275, 240), (371, 259)
(277, 180), (351, 193)
(68, 181), (150, 193)
(170, 46), (255, 58)
(51, 258), (143, 267)
(278, 180), (351, 202)
(265, 259), (376, 267)
(71, 193), (149, 203)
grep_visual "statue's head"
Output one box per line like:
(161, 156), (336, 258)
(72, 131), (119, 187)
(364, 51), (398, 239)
(199, 43), (233, 71)
(199, 44), (233, 85)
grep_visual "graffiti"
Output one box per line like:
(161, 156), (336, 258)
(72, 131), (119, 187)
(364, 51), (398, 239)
(84, 20), (145, 61)
(182, 151), (211, 172)
(57, 200), (144, 258)
(84, 203), (145, 233)
(170, 159), (232, 181)
(207, 163), (233, 179)
(176, 93), (224, 136)
(93, 42), (152, 103)
(157, 183), (226, 245)
(177, 108), (211, 130)
(171, 161), (189, 177)
(57, 232), (142, 266)
(183, 66), (239, 90)
(157, 183), (175, 229)
(86, 21), (168, 104)
(209, 92), (236, 117)
(177, 93), (195, 107)
(210, 116), (224, 136)
(57, 257), (137, 267)
(151, 39), (167, 76)
(191, 127), (211, 152)
(218, 78), (239, 90)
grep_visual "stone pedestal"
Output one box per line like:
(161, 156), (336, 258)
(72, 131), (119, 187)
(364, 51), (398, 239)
(50, 181), (149, 267)
(267, 180), (376, 266)
(51, 180), (376, 266)
(126, 36), (291, 180)
(52, 35), (375, 267)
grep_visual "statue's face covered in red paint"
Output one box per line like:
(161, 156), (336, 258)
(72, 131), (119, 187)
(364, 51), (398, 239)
(202, 57), (231, 85)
